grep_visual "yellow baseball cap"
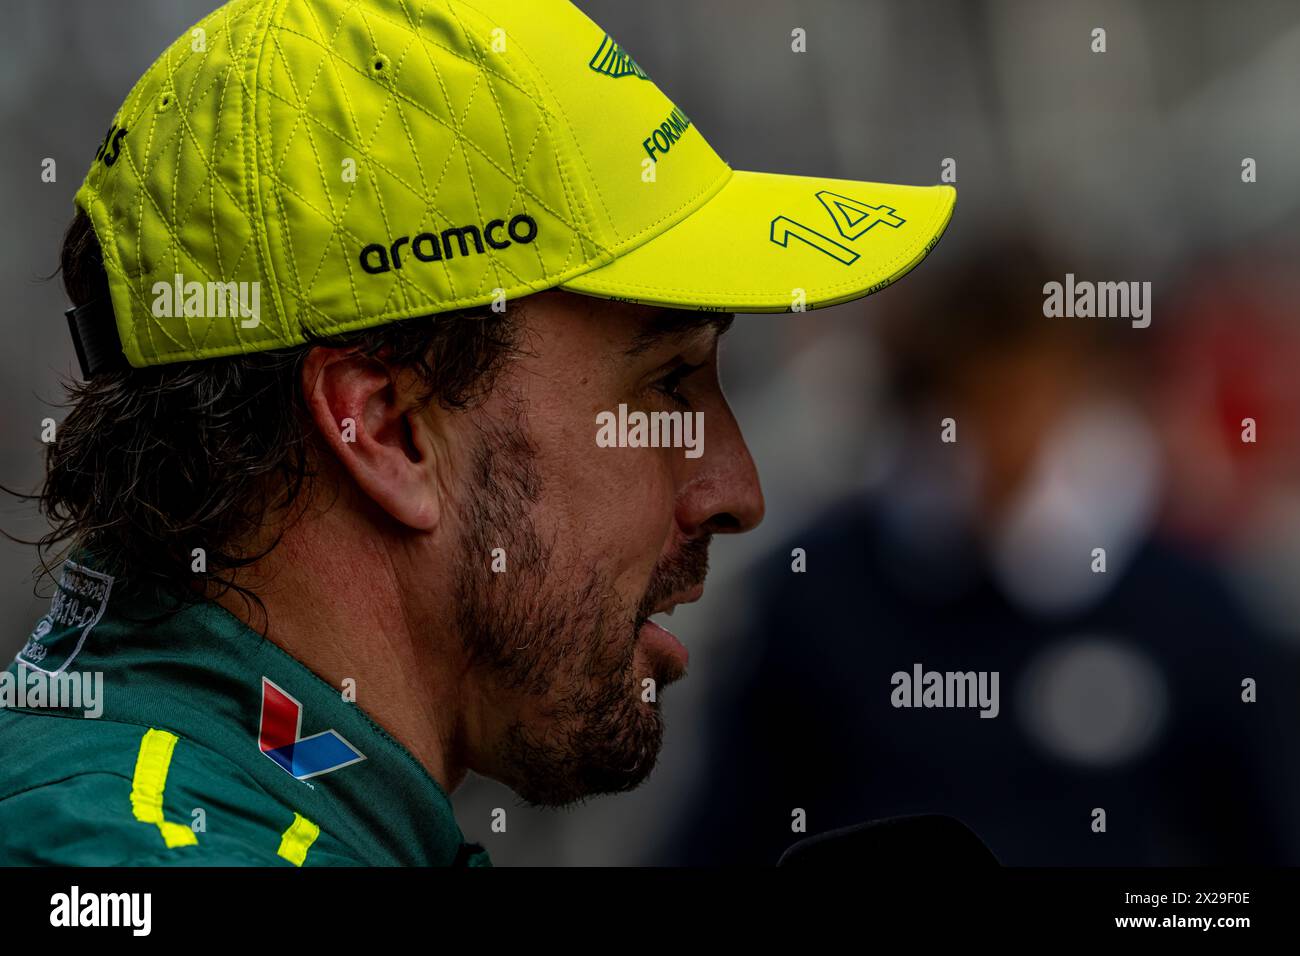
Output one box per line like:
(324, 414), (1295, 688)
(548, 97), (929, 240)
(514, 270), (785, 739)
(73, 0), (955, 369)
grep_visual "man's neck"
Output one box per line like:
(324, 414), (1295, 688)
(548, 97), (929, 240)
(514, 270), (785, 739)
(211, 507), (468, 797)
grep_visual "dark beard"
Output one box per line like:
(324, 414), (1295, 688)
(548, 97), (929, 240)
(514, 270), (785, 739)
(453, 403), (673, 807)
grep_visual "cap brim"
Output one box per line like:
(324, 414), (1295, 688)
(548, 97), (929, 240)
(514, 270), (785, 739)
(560, 170), (955, 312)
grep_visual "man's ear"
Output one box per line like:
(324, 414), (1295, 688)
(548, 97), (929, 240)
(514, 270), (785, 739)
(300, 346), (441, 531)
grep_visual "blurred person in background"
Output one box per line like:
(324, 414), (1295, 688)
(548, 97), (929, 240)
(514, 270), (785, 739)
(1152, 254), (1300, 617)
(657, 238), (1300, 866)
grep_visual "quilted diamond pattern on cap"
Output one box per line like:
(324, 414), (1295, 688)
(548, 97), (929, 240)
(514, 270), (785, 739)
(76, 0), (679, 366)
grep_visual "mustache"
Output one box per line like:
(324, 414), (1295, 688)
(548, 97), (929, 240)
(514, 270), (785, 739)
(636, 534), (712, 624)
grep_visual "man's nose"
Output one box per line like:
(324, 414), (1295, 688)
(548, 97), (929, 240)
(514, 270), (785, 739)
(675, 402), (765, 536)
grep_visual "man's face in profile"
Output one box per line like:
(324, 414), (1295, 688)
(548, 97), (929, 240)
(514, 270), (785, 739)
(435, 290), (764, 807)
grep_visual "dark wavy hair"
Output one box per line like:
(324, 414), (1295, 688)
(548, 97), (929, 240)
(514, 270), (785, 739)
(5, 209), (521, 621)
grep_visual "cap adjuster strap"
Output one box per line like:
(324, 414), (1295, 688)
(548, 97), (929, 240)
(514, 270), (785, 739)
(64, 297), (125, 378)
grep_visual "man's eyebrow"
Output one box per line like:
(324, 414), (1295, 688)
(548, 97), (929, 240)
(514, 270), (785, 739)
(623, 310), (736, 359)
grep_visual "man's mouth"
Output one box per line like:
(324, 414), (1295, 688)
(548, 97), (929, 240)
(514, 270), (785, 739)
(637, 584), (704, 675)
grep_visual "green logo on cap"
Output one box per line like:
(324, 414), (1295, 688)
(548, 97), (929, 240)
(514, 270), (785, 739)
(589, 34), (648, 80)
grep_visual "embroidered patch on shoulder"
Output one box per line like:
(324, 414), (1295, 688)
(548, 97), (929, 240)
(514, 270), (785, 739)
(18, 560), (114, 674)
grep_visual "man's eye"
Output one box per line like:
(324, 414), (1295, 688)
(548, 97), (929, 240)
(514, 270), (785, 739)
(653, 362), (704, 408)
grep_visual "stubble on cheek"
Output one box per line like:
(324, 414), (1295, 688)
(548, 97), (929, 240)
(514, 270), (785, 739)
(451, 410), (667, 806)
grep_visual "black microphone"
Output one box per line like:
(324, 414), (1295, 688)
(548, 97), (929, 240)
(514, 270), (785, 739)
(776, 814), (1000, 867)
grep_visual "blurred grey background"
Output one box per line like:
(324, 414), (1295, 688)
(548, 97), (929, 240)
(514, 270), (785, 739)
(4, 0), (1300, 865)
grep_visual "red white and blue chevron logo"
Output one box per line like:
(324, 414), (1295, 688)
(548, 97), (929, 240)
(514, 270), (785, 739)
(258, 677), (366, 780)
